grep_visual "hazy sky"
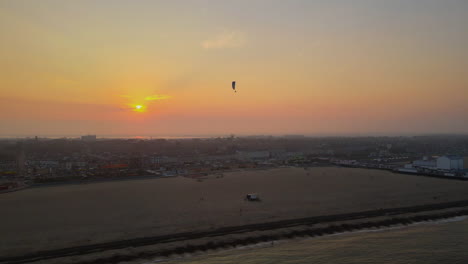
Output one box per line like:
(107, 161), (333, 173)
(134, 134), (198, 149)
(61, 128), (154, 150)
(1, 0), (467, 137)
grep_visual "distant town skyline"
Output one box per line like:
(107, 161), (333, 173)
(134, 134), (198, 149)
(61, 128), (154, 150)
(1, 0), (468, 136)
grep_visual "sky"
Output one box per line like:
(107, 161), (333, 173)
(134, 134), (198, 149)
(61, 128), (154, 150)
(0, 0), (467, 137)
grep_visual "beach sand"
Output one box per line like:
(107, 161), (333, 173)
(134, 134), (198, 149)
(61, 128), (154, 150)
(1, 167), (468, 256)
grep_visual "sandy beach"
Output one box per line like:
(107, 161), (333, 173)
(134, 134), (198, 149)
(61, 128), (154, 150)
(1, 167), (468, 256)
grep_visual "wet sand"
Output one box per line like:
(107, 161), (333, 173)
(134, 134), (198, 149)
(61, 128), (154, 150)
(1, 167), (468, 256)
(163, 217), (468, 264)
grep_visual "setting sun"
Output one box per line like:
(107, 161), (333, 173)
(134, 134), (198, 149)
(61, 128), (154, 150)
(133, 105), (146, 112)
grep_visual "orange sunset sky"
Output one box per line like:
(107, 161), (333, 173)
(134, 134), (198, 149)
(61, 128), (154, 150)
(0, 0), (467, 137)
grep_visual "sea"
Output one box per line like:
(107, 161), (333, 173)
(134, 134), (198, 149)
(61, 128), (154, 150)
(145, 217), (468, 264)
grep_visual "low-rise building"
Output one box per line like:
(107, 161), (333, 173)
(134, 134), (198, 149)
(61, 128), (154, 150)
(436, 155), (464, 170)
(412, 157), (437, 168)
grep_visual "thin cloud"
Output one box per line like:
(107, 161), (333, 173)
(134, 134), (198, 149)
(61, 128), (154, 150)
(202, 31), (246, 49)
(144, 95), (171, 101)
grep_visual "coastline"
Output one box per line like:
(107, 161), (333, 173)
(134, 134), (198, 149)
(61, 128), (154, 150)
(157, 215), (468, 264)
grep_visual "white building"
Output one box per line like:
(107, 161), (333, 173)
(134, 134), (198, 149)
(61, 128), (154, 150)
(436, 155), (464, 170)
(412, 157), (436, 168)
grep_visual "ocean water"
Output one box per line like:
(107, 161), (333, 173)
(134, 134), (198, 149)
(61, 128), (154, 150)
(152, 217), (468, 264)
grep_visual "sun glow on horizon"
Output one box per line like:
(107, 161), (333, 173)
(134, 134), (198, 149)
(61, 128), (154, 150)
(121, 94), (171, 114)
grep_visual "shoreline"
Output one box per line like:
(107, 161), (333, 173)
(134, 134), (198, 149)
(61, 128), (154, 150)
(3, 200), (468, 264)
(154, 215), (468, 264)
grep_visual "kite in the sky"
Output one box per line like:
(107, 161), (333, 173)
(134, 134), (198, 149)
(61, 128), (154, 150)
(232, 81), (236, 93)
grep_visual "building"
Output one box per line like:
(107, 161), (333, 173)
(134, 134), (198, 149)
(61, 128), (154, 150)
(65, 161), (88, 170)
(436, 155), (464, 170)
(412, 156), (436, 168)
(16, 142), (26, 176)
(81, 135), (97, 142)
(0, 160), (16, 171)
